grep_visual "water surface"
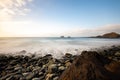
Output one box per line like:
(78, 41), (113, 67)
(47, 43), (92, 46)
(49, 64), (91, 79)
(0, 37), (120, 57)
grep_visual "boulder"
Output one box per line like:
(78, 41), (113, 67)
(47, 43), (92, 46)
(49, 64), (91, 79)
(48, 64), (58, 73)
(59, 51), (120, 80)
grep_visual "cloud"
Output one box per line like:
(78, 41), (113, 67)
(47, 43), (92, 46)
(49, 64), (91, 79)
(0, 0), (33, 21)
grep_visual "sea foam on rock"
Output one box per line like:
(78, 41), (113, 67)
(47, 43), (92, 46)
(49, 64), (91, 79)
(0, 46), (120, 80)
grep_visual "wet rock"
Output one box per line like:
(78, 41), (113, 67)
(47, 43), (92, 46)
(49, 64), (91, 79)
(58, 66), (65, 71)
(46, 73), (55, 80)
(19, 50), (27, 54)
(53, 76), (59, 80)
(9, 60), (17, 66)
(25, 72), (36, 80)
(65, 61), (71, 67)
(22, 72), (30, 76)
(14, 66), (22, 71)
(115, 52), (120, 56)
(48, 64), (58, 73)
(6, 66), (14, 70)
(32, 78), (41, 80)
(6, 76), (14, 80)
(40, 65), (47, 73)
(19, 77), (26, 80)
(33, 66), (41, 72)
(59, 51), (120, 80)
(0, 73), (16, 80)
(65, 53), (72, 58)
(13, 74), (22, 80)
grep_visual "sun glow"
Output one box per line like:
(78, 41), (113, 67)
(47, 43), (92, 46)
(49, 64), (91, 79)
(0, 21), (66, 37)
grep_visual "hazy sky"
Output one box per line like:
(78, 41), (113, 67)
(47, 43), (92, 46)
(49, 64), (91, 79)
(0, 0), (120, 37)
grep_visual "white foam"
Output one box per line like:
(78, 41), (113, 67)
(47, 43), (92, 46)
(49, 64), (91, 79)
(0, 37), (120, 58)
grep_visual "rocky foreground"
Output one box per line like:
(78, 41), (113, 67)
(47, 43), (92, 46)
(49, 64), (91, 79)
(0, 52), (76, 80)
(0, 46), (120, 80)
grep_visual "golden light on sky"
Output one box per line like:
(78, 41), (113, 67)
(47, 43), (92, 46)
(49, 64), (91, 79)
(0, 0), (120, 37)
(0, 21), (71, 37)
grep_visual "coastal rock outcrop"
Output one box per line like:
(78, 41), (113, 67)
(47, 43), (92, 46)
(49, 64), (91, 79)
(96, 32), (120, 38)
(59, 51), (120, 80)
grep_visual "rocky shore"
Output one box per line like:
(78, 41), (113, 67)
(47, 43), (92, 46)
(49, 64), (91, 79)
(0, 45), (120, 80)
(0, 52), (76, 80)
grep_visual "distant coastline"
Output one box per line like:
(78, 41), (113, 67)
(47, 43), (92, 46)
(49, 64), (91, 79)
(91, 32), (120, 38)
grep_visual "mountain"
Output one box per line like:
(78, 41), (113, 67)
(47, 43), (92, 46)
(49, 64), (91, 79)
(96, 32), (120, 38)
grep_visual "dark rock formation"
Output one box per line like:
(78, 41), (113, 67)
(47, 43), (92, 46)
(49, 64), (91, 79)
(60, 36), (65, 38)
(59, 51), (120, 80)
(96, 32), (120, 38)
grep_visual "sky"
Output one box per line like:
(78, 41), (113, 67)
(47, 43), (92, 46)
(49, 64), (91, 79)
(0, 0), (120, 37)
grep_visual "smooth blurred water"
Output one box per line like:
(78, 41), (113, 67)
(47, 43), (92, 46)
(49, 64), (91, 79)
(0, 37), (120, 58)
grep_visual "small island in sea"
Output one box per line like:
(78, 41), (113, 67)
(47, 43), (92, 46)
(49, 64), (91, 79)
(91, 32), (120, 38)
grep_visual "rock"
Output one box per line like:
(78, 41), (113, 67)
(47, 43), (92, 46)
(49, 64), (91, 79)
(46, 73), (55, 80)
(26, 66), (32, 72)
(9, 60), (17, 66)
(58, 66), (65, 71)
(44, 54), (53, 60)
(33, 66), (41, 71)
(6, 66), (14, 70)
(22, 72), (30, 76)
(48, 64), (58, 73)
(39, 72), (44, 76)
(19, 50), (27, 54)
(47, 58), (56, 66)
(65, 61), (71, 67)
(65, 53), (72, 58)
(115, 52), (120, 56)
(32, 78), (41, 80)
(13, 74), (22, 80)
(59, 51), (120, 80)
(14, 66), (22, 71)
(19, 77), (26, 80)
(6, 76), (14, 80)
(0, 73), (16, 80)
(40, 65), (47, 73)
(53, 76), (59, 80)
(23, 72), (35, 80)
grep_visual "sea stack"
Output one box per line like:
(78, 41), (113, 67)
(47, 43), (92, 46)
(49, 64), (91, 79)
(60, 36), (65, 38)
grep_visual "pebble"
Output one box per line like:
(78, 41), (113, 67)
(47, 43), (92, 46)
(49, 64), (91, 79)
(58, 66), (65, 71)
(14, 66), (22, 71)
(0, 52), (76, 80)
(53, 76), (59, 80)
(25, 72), (35, 80)
(48, 64), (58, 73)
(32, 78), (41, 80)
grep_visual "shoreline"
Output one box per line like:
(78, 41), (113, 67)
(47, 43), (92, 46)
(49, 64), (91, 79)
(0, 45), (120, 80)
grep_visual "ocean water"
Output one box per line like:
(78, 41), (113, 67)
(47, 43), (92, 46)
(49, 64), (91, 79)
(0, 37), (120, 58)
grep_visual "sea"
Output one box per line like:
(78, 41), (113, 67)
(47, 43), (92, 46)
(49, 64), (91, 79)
(0, 37), (120, 58)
